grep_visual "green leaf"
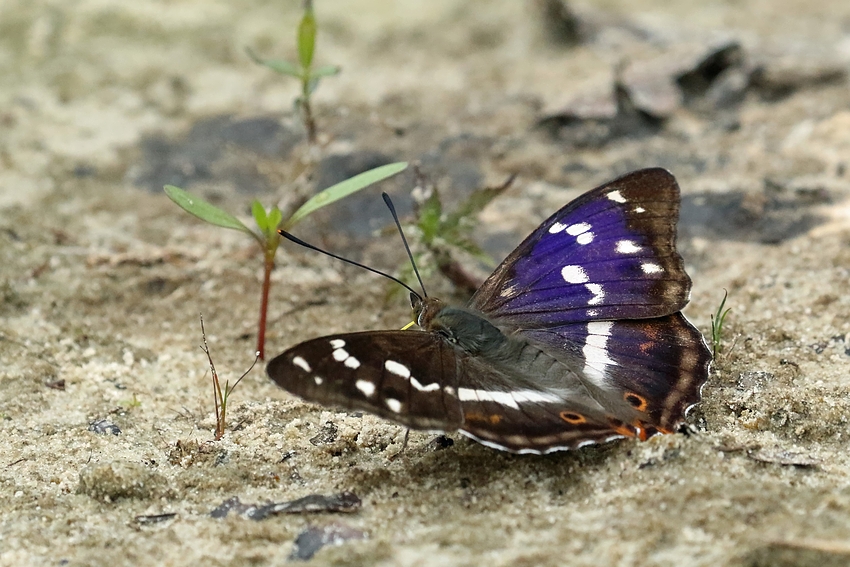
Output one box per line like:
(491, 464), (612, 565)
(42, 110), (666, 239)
(251, 202), (284, 241)
(311, 64), (340, 78)
(267, 207), (283, 234)
(245, 47), (302, 78)
(164, 185), (254, 235)
(297, 8), (317, 70)
(285, 162), (408, 227)
(251, 201), (269, 231)
(262, 58), (303, 78)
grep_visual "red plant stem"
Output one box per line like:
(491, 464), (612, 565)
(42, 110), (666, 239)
(256, 251), (275, 360)
(302, 97), (317, 145)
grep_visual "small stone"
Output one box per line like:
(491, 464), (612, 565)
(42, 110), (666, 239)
(88, 420), (121, 435)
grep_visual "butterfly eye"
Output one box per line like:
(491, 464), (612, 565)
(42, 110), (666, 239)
(624, 392), (648, 412)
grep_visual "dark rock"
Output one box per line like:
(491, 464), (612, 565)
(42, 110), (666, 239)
(131, 114), (301, 193)
(289, 523), (367, 561)
(211, 492), (361, 520)
(88, 419), (121, 435)
(309, 421), (339, 446)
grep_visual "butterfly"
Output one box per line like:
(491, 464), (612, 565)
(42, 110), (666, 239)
(267, 168), (711, 454)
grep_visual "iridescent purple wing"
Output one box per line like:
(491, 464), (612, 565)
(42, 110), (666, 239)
(521, 313), (710, 437)
(469, 168), (690, 327)
(466, 168), (710, 443)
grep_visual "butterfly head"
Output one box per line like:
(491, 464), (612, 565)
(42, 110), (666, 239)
(412, 295), (446, 330)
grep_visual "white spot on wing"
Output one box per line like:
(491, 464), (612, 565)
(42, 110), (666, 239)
(585, 283), (604, 305)
(634, 206), (646, 213)
(642, 262), (663, 274)
(356, 380), (376, 397)
(561, 265), (589, 284)
(500, 285), (519, 298)
(566, 222), (591, 235)
(457, 388), (561, 410)
(329, 339), (346, 350)
(410, 376), (440, 392)
(386, 398), (402, 413)
(576, 232), (594, 245)
(332, 348), (349, 362)
(512, 390), (562, 404)
(607, 190), (627, 203)
(549, 222), (567, 234)
(344, 356), (360, 369)
(314, 376), (323, 385)
(616, 240), (642, 254)
(588, 320), (613, 337)
(582, 321), (617, 387)
(384, 360), (411, 378)
(458, 387), (480, 403)
(292, 356), (311, 372)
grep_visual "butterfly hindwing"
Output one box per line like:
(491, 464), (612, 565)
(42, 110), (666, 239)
(451, 354), (647, 453)
(470, 168), (691, 327)
(522, 313), (711, 434)
(267, 331), (465, 431)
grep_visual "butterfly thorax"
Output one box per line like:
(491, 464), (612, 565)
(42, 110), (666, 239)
(416, 297), (513, 358)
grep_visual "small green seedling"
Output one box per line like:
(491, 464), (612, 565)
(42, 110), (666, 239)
(120, 393), (142, 410)
(164, 162), (407, 359)
(248, 0), (340, 144)
(710, 289), (732, 359)
(199, 315), (256, 441)
(404, 172), (515, 295)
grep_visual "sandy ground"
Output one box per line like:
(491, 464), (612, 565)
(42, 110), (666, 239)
(2, 1), (850, 565)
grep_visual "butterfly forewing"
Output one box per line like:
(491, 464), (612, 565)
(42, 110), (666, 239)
(267, 331), (464, 431)
(471, 168), (691, 327)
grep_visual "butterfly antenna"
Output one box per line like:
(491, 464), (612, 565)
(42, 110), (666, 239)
(382, 192), (428, 298)
(278, 230), (423, 301)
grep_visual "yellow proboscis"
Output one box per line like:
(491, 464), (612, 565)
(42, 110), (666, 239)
(400, 321), (416, 331)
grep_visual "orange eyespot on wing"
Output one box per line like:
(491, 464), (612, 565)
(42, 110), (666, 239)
(624, 392), (648, 412)
(607, 416), (638, 438)
(559, 411), (587, 424)
(465, 411), (503, 425)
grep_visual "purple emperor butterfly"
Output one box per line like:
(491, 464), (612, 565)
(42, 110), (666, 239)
(267, 168), (711, 454)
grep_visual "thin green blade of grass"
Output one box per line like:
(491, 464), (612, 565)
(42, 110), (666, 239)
(164, 185), (254, 236)
(285, 162), (408, 227)
(711, 289), (732, 359)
